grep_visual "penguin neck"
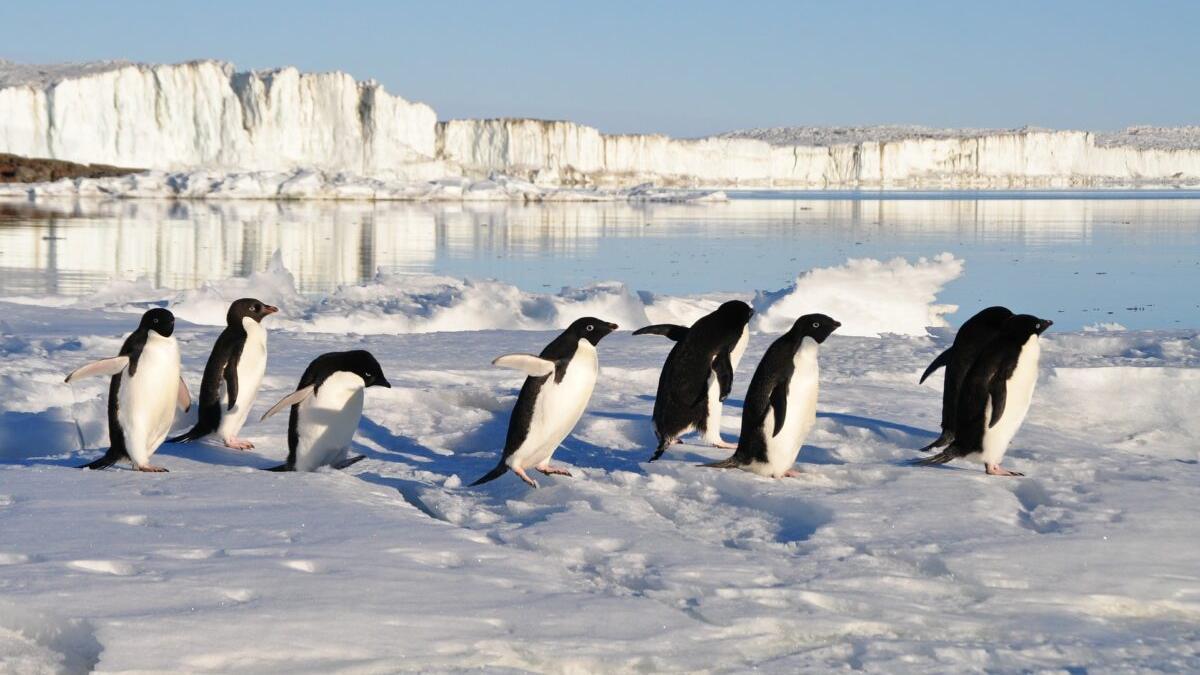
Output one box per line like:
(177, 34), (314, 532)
(241, 316), (266, 340)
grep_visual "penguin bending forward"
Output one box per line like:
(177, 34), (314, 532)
(66, 308), (191, 472)
(260, 350), (390, 472)
(917, 306), (1013, 452)
(914, 314), (1052, 476)
(706, 314), (840, 478)
(635, 300), (754, 461)
(168, 298), (278, 450)
(472, 317), (618, 488)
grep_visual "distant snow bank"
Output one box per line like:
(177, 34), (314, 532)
(0, 169), (728, 203)
(1, 59), (1199, 191)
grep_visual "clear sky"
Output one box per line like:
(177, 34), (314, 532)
(1, 0), (1196, 138)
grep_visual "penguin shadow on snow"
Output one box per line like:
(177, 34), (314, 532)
(0, 410), (89, 467)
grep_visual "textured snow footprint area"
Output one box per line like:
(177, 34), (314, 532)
(0, 602), (103, 675)
(66, 560), (138, 576)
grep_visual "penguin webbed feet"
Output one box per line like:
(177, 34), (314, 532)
(512, 466), (539, 489)
(135, 464), (169, 473)
(985, 463), (1024, 477)
(535, 464), (572, 477)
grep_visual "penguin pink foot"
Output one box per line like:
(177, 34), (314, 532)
(537, 464), (572, 477)
(711, 438), (737, 450)
(985, 464), (1024, 477)
(136, 465), (169, 473)
(224, 438), (255, 450)
(783, 468), (802, 478)
(512, 466), (539, 488)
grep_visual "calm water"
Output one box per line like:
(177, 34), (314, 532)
(1, 193), (1198, 330)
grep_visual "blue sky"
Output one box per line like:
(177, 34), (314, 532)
(2, 1), (1196, 137)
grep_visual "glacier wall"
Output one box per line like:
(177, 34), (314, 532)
(0, 60), (444, 179)
(2, 60), (1200, 189)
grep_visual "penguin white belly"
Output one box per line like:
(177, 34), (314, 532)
(293, 372), (365, 472)
(508, 340), (598, 470)
(981, 336), (1040, 465)
(218, 318), (268, 440)
(703, 326), (749, 441)
(750, 338), (820, 478)
(118, 333), (181, 467)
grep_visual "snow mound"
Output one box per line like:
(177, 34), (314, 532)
(753, 253), (962, 336)
(67, 254), (959, 337)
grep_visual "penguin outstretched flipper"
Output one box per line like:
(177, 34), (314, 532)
(633, 324), (689, 342)
(470, 461), (509, 486)
(919, 347), (953, 384)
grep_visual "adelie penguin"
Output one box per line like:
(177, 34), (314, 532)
(65, 308), (192, 472)
(917, 306), (1013, 452)
(635, 300), (754, 461)
(259, 350), (390, 472)
(706, 314), (840, 478)
(168, 298), (278, 450)
(914, 314), (1052, 476)
(471, 317), (618, 489)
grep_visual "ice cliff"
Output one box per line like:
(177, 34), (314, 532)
(2, 59), (1199, 189)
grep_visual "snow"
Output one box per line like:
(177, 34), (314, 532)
(3, 59), (1200, 191)
(1, 254), (1198, 671)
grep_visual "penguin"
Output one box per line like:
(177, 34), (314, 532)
(259, 350), (390, 472)
(471, 317), (619, 488)
(917, 306), (1014, 452)
(705, 314), (840, 478)
(168, 298), (278, 449)
(634, 300), (754, 461)
(65, 308), (191, 472)
(914, 314), (1052, 476)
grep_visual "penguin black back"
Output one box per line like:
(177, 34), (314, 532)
(918, 306), (1013, 451)
(636, 300), (754, 458)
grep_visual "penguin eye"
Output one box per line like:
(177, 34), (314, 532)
(586, 324), (595, 332)
(251, 304), (259, 311)
(153, 318), (159, 324)
(812, 322), (819, 328)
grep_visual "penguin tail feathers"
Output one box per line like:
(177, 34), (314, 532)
(470, 462), (509, 487)
(911, 449), (957, 467)
(265, 463), (293, 472)
(917, 430), (953, 452)
(78, 453), (119, 470)
(702, 456), (742, 469)
(166, 408), (219, 444)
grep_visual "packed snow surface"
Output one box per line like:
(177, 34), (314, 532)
(2, 59), (1200, 190)
(1, 253), (1198, 672)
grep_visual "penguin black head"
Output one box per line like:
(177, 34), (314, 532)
(1004, 314), (1054, 338)
(227, 298), (279, 325)
(714, 300), (755, 326)
(139, 307), (176, 338)
(566, 317), (619, 345)
(973, 306), (1015, 326)
(337, 350), (391, 388)
(788, 313), (841, 344)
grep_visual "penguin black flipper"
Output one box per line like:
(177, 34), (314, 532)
(713, 347), (734, 402)
(919, 347), (953, 384)
(224, 339), (244, 411)
(633, 324), (689, 342)
(987, 358), (1018, 428)
(768, 382), (788, 437)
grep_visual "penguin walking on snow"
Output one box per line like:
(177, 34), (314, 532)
(471, 317), (618, 488)
(259, 350), (390, 472)
(66, 308), (191, 472)
(914, 314), (1052, 476)
(917, 306), (1013, 452)
(706, 314), (840, 478)
(168, 298), (278, 450)
(635, 300), (754, 461)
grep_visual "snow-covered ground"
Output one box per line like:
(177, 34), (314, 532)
(1, 255), (1198, 672)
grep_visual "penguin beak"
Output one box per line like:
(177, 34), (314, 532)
(832, 320), (842, 329)
(263, 305), (279, 315)
(1037, 319), (1053, 334)
(607, 322), (619, 332)
(374, 377), (392, 389)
